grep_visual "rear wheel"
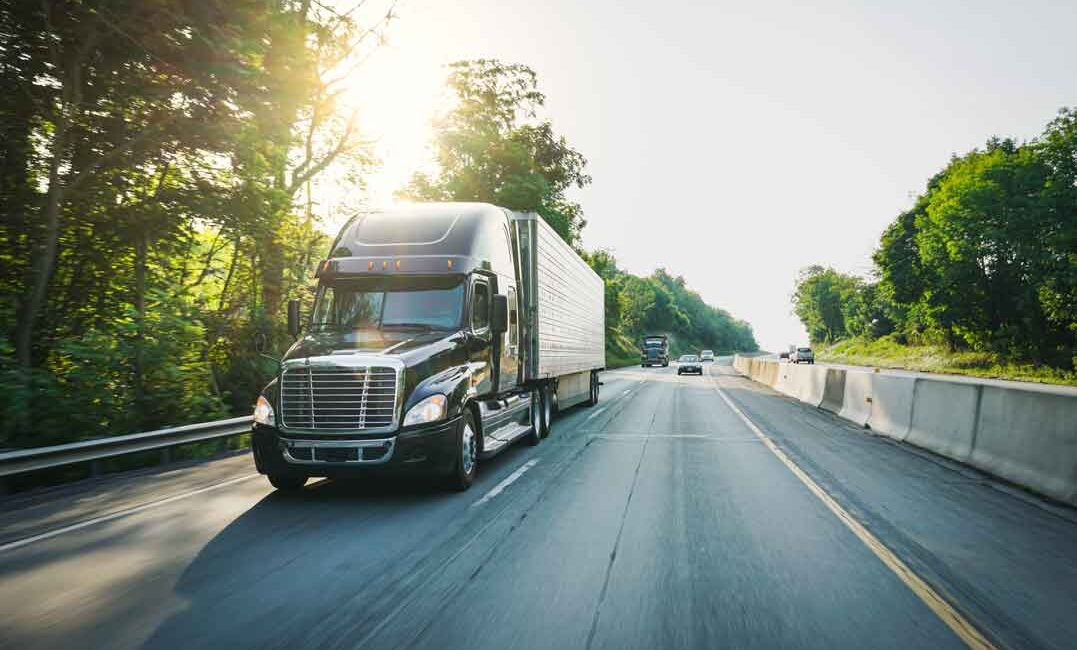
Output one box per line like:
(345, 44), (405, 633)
(268, 473), (307, 492)
(526, 390), (543, 445)
(540, 384), (554, 438)
(446, 412), (478, 491)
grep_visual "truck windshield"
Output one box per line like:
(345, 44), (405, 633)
(311, 275), (465, 332)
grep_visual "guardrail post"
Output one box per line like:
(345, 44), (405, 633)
(159, 447), (172, 465)
(0, 477), (9, 496)
(90, 460), (102, 478)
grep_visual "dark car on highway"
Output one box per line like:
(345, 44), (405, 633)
(676, 354), (703, 375)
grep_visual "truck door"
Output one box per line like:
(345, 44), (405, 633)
(469, 276), (493, 396)
(498, 284), (520, 392)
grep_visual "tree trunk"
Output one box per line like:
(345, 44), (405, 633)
(133, 229), (147, 426)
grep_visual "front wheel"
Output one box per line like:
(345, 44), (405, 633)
(446, 412), (479, 491)
(268, 473), (307, 492)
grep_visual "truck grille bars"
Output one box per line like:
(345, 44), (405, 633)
(281, 365), (399, 431)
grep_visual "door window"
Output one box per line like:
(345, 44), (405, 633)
(471, 279), (489, 331)
(507, 286), (518, 352)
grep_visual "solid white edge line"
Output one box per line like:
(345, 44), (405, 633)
(708, 376), (996, 650)
(0, 473), (262, 554)
(471, 459), (539, 508)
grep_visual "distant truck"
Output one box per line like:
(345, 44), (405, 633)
(640, 335), (670, 367)
(790, 347), (815, 364)
(251, 203), (605, 492)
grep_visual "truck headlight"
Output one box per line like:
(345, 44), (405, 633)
(403, 394), (447, 427)
(253, 395), (275, 427)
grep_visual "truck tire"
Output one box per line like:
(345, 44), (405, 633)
(540, 384), (554, 438)
(583, 372), (599, 407)
(526, 389), (543, 445)
(446, 412), (478, 491)
(268, 474), (307, 492)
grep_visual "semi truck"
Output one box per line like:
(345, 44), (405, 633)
(640, 334), (669, 367)
(251, 203), (605, 491)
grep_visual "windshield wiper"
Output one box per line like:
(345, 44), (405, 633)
(380, 322), (442, 331)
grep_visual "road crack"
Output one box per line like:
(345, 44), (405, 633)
(585, 436), (649, 650)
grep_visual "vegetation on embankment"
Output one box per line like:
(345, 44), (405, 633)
(817, 337), (1077, 386)
(792, 108), (1076, 382)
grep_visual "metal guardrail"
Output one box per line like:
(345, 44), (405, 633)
(0, 416), (254, 479)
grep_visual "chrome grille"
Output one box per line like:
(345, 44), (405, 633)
(281, 365), (399, 431)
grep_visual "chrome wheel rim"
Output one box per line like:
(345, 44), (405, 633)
(461, 422), (476, 475)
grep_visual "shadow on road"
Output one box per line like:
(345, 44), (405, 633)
(140, 442), (535, 650)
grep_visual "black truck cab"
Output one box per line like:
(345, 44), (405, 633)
(251, 204), (539, 491)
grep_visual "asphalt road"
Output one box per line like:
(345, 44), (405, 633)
(2, 361), (1076, 649)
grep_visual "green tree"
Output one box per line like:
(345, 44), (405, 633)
(398, 59), (591, 245)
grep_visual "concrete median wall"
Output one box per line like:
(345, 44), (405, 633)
(905, 379), (980, 462)
(839, 371), (873, 426)
(866, 375), (916, 441)
(819, 368), (847, 414)
(731, 355), (1077, 506)
(971, 387), (1077, 505)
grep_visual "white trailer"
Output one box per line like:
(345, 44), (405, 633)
(513, 212), (605, 409)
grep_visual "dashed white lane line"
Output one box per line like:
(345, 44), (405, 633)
(471, 459), (539, 508)
(586, 406), (608, 421)
(0, 473), (262, 554)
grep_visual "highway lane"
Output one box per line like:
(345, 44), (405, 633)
(1, 363), (1075, 649)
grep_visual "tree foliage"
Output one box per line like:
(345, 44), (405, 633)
(794, 108), (1076, 369)
(398, 59), (591, 245)
(0, 0), (395, 446)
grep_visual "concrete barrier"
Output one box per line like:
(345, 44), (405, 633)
(839, 371), (873, 427)
(905, 379), (981, 461)
(819, 368), (847, 414)
(794, 365), (827, 407)
(867, 374), (917, 441)
(732, 354), (1077, 506)
(970, 387), (1077, 505)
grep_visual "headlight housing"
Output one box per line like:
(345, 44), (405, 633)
(253, 394), (275, 426)
(403, 394), (447, 427)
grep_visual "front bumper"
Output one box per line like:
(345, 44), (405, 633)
(251, 417), (461, 477)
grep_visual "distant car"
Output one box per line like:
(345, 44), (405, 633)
(779, 351), (790, 360)
(700, 350), (714, 362)
(677, 354), (703, 375)
(790, 347), (814, 364)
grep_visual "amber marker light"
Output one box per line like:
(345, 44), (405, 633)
(447, 259), (453, 269)
(368, 261), (374, 271)
(395, 259), (401, 270)
(382, 260), (389, 270)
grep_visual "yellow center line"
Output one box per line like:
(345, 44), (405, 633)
(708, 369), (997, 650)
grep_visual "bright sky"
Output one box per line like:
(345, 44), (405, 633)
(335, 0), (1077, 352)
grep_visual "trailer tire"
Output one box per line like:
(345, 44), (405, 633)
(583, 371), (599, 407)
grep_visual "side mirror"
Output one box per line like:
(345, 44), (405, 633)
(491, 294), (508, 334)
(287, 299), (301, 339)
